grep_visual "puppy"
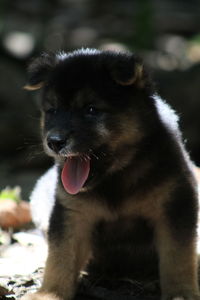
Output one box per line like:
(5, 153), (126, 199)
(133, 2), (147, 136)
(24, 48), (199, 300)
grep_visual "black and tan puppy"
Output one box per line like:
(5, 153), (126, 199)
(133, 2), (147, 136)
(24, 49), (199, 300)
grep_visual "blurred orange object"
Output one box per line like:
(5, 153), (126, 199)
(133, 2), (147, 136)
(0, 199), (31, 229)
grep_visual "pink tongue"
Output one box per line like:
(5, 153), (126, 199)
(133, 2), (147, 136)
(61, 156), (90, 195)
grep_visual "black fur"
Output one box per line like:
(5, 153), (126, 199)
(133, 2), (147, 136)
(89, 217), (158, 279)
(48, 199), (66, 242)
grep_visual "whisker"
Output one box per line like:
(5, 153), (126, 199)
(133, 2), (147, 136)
(100, 151), (107, 157)
(27, 114), (41, 121)
(82, 155), (87, 162)
(88, 148), (100, 160)
(80, 155), (84, 162)
(25, 149), (45, 163)
(61, 148), (70, 157)
(92, 153), (99, 160)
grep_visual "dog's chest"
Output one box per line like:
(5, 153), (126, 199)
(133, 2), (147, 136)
(93, 216), (154, 249)
(89, 216), (157, 278)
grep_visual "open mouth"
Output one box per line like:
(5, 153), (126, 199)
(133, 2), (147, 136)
(61, 154), (91, 195)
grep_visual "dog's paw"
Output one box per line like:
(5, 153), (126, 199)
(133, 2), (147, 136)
(162, 294), (200, 300)
(172, 297), (200, 300)
(21, 292), (61, 300)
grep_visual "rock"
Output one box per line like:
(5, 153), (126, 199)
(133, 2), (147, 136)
(0, 200), (31, 229)
(0, 285), (11, 297)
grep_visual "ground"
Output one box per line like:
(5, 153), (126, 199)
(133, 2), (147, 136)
(0, 228), (160, 300)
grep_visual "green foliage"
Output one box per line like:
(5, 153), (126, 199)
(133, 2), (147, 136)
(0, 187), (22, 203)
(133, 0), (155, 50)
(190, 34), (200, 45)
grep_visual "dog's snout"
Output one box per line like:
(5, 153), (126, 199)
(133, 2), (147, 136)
(47, 133), (66, 153)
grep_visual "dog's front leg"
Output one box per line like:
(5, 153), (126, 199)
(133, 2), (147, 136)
(22, 201), (92, 300)
(156, 220), (199, 300)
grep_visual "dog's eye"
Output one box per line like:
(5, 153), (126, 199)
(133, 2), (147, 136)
(46, 108), (57, 114)
(86, 106), (98, 116)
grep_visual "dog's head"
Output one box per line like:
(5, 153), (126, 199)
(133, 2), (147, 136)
(25, 49), (154, 194)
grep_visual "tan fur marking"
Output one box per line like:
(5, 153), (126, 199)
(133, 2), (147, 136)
(156, 224), (199, 299)
(109, 115), (142, 151)
(40, 216), (91, 299)
(23, 82), (44, 91)
(121, 178), (175, 220)
(107, 114), (143, 173)
(116, 64), (143, 86)
(96, 123), (110, 138)
(21, 292), (60, 300)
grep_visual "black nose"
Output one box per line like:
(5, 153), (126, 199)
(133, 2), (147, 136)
(47, 133), (66, 153)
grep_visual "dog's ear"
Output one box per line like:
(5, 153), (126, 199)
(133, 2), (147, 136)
(107, 53), (145, 88)
(24, 53), (57, 91)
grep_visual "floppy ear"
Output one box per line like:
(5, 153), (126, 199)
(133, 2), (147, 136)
(107, 53), (145, 88)
(24, 53), (57, 91)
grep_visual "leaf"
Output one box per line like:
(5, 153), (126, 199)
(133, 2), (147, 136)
(0, 186), (22, 203)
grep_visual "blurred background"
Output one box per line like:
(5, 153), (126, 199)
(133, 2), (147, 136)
(0, 0), (200, 200)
